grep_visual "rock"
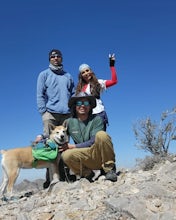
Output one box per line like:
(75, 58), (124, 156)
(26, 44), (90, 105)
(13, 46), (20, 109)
(0, 161), (176, 219)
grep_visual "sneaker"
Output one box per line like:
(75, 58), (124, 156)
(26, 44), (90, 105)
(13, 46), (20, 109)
(105, 170), (117, 182)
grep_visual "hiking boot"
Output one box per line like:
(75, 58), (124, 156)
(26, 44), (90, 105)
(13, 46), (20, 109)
(85, 171), (95, 182)
(105, 170), (117, 182)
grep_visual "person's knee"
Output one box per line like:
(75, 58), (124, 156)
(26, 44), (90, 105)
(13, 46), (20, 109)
(96, 130), (108, 140)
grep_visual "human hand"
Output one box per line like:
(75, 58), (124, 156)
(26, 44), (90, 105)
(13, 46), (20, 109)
(109, 53), (115, 66)
(68, 144), (76, 149)
(59, 143), (76, 152)
(34, 135), (43, 143)
(59, 143), (68, 152)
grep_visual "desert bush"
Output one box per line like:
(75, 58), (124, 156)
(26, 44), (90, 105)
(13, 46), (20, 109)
(133, 107), (176, 156)
(135, 154), (176, 171)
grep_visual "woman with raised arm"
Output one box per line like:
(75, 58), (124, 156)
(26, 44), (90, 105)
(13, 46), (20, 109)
(75, 54), (118, 130)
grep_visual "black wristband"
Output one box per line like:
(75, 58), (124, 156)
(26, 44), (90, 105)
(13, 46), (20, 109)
(110, 59), (115, 66)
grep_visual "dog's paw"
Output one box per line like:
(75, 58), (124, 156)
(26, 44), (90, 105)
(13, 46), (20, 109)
(46, 179), (59, 193)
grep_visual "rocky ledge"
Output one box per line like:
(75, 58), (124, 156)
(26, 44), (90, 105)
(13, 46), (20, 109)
(0, 160), (176, 220)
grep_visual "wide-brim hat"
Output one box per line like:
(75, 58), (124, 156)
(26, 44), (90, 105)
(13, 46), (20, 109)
(68, 92), (96, 109)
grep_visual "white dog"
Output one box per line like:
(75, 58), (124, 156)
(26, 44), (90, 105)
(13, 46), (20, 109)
(0, 125), (68, 197)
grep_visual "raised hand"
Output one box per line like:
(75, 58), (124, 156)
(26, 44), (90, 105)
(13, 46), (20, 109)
(109, 53), (115, 67)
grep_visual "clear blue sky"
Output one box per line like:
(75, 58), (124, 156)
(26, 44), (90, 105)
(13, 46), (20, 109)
(0, 0), (176, 182)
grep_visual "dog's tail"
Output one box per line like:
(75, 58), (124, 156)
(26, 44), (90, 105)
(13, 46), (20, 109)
(0, 150), (6, 155)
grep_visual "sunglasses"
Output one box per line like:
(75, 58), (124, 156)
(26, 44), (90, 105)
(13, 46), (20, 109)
(81, 69), (90, 74)
(50, 55), (61, 59)
(76, 101), (90, 106)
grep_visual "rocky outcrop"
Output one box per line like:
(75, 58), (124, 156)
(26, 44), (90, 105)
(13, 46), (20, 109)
(0, 160), (176, 220)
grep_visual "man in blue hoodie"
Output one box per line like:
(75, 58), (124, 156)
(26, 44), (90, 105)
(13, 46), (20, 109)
(37, 49), (75, 188)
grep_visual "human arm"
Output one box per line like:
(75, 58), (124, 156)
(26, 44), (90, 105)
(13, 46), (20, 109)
(59, 136), (95, 151)
(105, 54), (118, 88)
(37, 71), (48, 114)
(75, 136), (95, 148)
(69, 74), (76, 96)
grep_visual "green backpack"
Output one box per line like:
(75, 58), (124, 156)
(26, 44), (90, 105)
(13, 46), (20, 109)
(32, 140), (58, 161)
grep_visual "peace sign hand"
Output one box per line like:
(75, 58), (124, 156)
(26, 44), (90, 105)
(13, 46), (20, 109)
(109, 53), (115, 67)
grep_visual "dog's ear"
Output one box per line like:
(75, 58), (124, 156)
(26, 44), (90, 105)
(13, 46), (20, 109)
(62, 120), (68, 130)
(49, 123), (56, 132)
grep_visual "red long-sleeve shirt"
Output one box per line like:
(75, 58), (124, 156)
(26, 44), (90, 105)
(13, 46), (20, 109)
(105, 66), (118, 88)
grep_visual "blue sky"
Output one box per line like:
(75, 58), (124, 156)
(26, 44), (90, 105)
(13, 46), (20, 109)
(0, 0), (176, 182)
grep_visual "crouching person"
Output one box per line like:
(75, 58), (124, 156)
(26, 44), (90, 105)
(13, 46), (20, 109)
(61, 92), (117, 182)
